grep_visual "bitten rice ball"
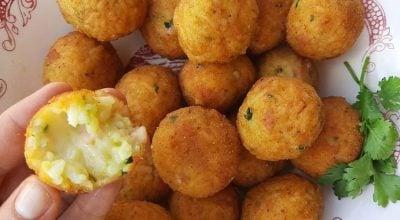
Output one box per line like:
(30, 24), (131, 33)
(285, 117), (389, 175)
(107, 201), (172, 220)
(179, 56), (256, 112)
(117, 140), (170, 202)
(250, 0), (293, 54)
(169, 186), (240, 220)
(43, 32), (123, 90)
(242, 174), (323, 220)
(57, 0), (148, 41)
(140, 0), (184, 58)
(174, 0), (259, 63)
(257, 46), (318, 87)
(25, 90), (148, 193)
(116, 65), (182, 136)
(291, 97), (363, 177)
(286, 0), (364, 60)
(237, 76), (324, 161)
(152, 106), (241, 198)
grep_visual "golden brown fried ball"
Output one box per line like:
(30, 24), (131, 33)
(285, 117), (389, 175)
(250, 0), (293, 54)
(43, 32), (123, 90)
(152, 106), (241, 198)
(291, 97), (363, 177)
(116, 65), (182, 136)
(234, 148), (286, 187)
(228, 112), (287, 187)
(57, 0), (148, 41)
(25, 90), (148, 193)
(286, 0), (364, 60)
(242, 174), (323, 220)
(257, 45), (318, 87)
(140, 0), (184, 58)
(237, 76), (324, 161)
(174, 0), (259, 63)
(107, 201), (172, 220)
(117, 140), (170, 202)
(169, 186), (240, 220)
(179, 56), (256, 112)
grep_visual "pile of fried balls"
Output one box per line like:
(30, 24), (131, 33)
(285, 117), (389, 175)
(33, 0), (366, 219)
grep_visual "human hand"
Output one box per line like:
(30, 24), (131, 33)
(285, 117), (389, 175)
(0, 83), (123, 220)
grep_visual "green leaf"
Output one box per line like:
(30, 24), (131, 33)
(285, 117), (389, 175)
(343, 155), (375, 197)
(374, 155), (397, 175)
(318, 163), (347, 185)
(334, 179), (350, 199)
(378, 76), (400, 111)
(244, 107), (253, 121)
(364, 119), (399, 160)
(373, 173), (400, 207)
(357, 89), (383, 122)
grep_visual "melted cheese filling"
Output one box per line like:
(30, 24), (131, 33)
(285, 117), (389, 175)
(26, 94), (147, 191)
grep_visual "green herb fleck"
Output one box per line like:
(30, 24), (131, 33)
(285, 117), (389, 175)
(153, 84), (159, 93)
(295, 0), (301, 7)
(244, 108), (253, 121)
(297, 145), (307, 152)
(125, 156), (133, 164)
(164, 20), (173, 29)
(169, 115), (178, 123)
(88, 174), (97, 182)
(43, 124), (49, 132)
(275, 67), (283, 74)
(121, 170), (128, 176)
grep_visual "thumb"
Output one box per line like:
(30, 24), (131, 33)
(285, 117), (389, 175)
(0, 175), (61, 220)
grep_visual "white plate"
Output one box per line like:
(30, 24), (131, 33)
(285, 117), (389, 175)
(0, 0), (399, 219)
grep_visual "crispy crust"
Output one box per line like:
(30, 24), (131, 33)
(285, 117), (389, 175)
(57, 0), (148, 41)
(107, 201), (172, 220)
(242, 174), (323, 220)
(286, 0), (364, 60)
(116, 65), (182, 136)
(169, 186), (240, 220)
(237, 76), (324, 161)
(43, 32), (123, 90)
(174, 0), (259, 63)
(179, 56), (256, 112)
(152, 106), (240, 198)
(291, 97), (363, 177)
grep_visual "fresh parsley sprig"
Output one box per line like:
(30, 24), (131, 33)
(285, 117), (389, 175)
(318, 57), (400, 207)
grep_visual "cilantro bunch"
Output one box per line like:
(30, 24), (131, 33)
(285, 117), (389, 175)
(318, 57), (400, 207)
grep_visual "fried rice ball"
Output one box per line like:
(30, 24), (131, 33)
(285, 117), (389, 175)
(179, 56), (256, 112)
(57, 0), (148, 41)
(228, 113), (287, 187)
(234, 148), (286, 187)
(169, 186), (240, 220)
(43, 32), (123, 90)
(286, 0), (364, 60)
(107, 201), (172, 220)
(237, 76), (324, 161)
(116, 65), (181, 136)
(174, 0), (259, 63)
(117, 138), (170, 202)
(250, 0), (293, 54)
(152, 106), (241, 198)
(291, 97), (363, 177)
(140, 0), (184, 58)
(242, 174), (323, 220)
(25, 90), (148, 193)
(257, 46), (318, 87)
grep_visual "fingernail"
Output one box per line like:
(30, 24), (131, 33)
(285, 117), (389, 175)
(15, 179), (52, 219)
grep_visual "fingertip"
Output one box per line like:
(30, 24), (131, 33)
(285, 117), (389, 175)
(14, 175), (60, 220)
(42, 82), (72, 92)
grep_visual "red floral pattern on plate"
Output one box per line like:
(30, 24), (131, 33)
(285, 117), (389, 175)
(0, 0), (37, 52)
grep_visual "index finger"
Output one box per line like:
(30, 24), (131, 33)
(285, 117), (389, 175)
(0, 82), (72, 176)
